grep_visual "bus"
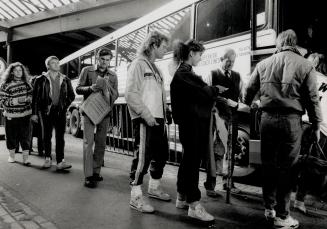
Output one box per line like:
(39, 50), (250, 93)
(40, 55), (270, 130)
(60, 0), (327, 175)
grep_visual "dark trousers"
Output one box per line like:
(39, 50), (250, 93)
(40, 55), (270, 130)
(177, 118), (210, 203)
(5, 116), (31, 151)
(130, 118), (168, 186)
(260, 112), (302, 218)
(40, 107), (66, 163)
(204, 113), (238, 191)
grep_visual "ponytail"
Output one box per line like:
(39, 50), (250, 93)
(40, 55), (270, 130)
(173, 39), (205, 64)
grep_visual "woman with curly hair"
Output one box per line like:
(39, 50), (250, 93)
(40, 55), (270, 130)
(0, 62), (33, 165)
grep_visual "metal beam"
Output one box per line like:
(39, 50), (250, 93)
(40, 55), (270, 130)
(0, 0), (170, 42)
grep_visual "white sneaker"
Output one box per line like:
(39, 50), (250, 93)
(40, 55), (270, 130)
(264, 209), (276, 220)
(42, 157), (52, 168)
(188, 203), (214, 222)
(274, 215), (299, 228)
(148, 187), (171, 201)
(130, 195), (154, 213)
(293, 200), (307, 214)
(56, 160), (72, 170)
(8, 150), (15, 163)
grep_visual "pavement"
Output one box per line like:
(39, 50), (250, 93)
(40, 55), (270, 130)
(0, 134), (326, 229)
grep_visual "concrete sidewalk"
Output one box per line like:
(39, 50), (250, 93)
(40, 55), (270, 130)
(0, 134), (326, 229)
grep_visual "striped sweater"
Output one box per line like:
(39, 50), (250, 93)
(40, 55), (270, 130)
(0, 80), (33, 118)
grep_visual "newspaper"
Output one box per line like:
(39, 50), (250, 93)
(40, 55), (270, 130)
(80, 76), (111, 125)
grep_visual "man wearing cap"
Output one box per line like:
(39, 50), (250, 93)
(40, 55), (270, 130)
(76, 48), (118, 188)
(32, 56), (75, 170)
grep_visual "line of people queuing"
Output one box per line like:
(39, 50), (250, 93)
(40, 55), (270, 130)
(0, 29), (325, 228)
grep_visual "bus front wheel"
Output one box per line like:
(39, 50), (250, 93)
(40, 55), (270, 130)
(70, 109), (81, 137)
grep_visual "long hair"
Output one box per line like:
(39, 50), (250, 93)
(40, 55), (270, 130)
(1, 62), (30, 84)
(172, 39), (205, 64)
(138, 31), (169, 58)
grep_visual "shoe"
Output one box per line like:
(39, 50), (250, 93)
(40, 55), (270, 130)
(188, 203), (214, 222)
(206, 189), (221, 198)
(130, 195), (154, 213)
(264, 209), (276, 220)
(56, 160), (72, 170)
(148, 187), (171, 201)
(84, 177), (97, 188)
(93, 173), (103, 182)
(42, 158), (52, 169)
(223, 183), (241, 194)
(176, 193), (188, 209)
(273, 215), (299, 228)
(293, 200), (307, 214)
(8, 150), (15, 163)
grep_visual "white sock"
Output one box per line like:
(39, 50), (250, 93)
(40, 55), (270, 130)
(9, 149), (15, 157)
(149, 178), (160, 190)
(22, 150), (29, 162)
(189, 201), (200, 209)
(131, 185), (142, 197)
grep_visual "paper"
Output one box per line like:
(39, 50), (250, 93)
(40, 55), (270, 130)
(80, 92), (111, 125)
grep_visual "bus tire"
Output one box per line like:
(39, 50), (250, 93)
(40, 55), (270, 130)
(70, 109), (81, 137)
(66, 111), (71, 134)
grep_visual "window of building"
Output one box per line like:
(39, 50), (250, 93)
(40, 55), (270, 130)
(80, 51), (95, 70)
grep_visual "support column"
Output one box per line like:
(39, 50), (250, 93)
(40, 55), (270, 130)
(6, 28), (13, 64)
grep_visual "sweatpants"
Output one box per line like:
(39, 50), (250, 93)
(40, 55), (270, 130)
(83, 115), (110, 178)
(40, 107), (66, 163)
(177, 117), (210, 203)
(130, 118), (168, 186)
(5, 116), (31, 151)
(260, 112), (302, 218)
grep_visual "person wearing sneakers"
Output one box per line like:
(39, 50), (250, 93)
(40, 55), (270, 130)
(244, 29), (322, 228)
(0, 62), (33, 166)
(203, 48), (243, 197)
(76, 48), (118, 188)
(31, 56), (75, 171)
(125, 31), (171, 213)
(170, 39), (221, 222)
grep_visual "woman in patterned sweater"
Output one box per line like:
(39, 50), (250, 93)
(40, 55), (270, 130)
(0, 62), (33, 165)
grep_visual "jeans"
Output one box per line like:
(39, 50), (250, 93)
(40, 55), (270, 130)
(260, 112), (302, 218)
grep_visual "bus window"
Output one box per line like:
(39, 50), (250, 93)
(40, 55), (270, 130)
(68, 58), (79, 80)
(60, 63), (68, 76)
(80, 51), (95, 70)
(149, 7), (191, 51)
(99, 41), (117, 69)
(196, 0), (266, 42)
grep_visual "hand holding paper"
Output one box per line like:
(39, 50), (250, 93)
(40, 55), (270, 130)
(215, 85), (229, 93)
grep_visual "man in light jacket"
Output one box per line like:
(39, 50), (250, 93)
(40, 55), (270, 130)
(244, 29), (322, 229)
(125, 31), (171, 213)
